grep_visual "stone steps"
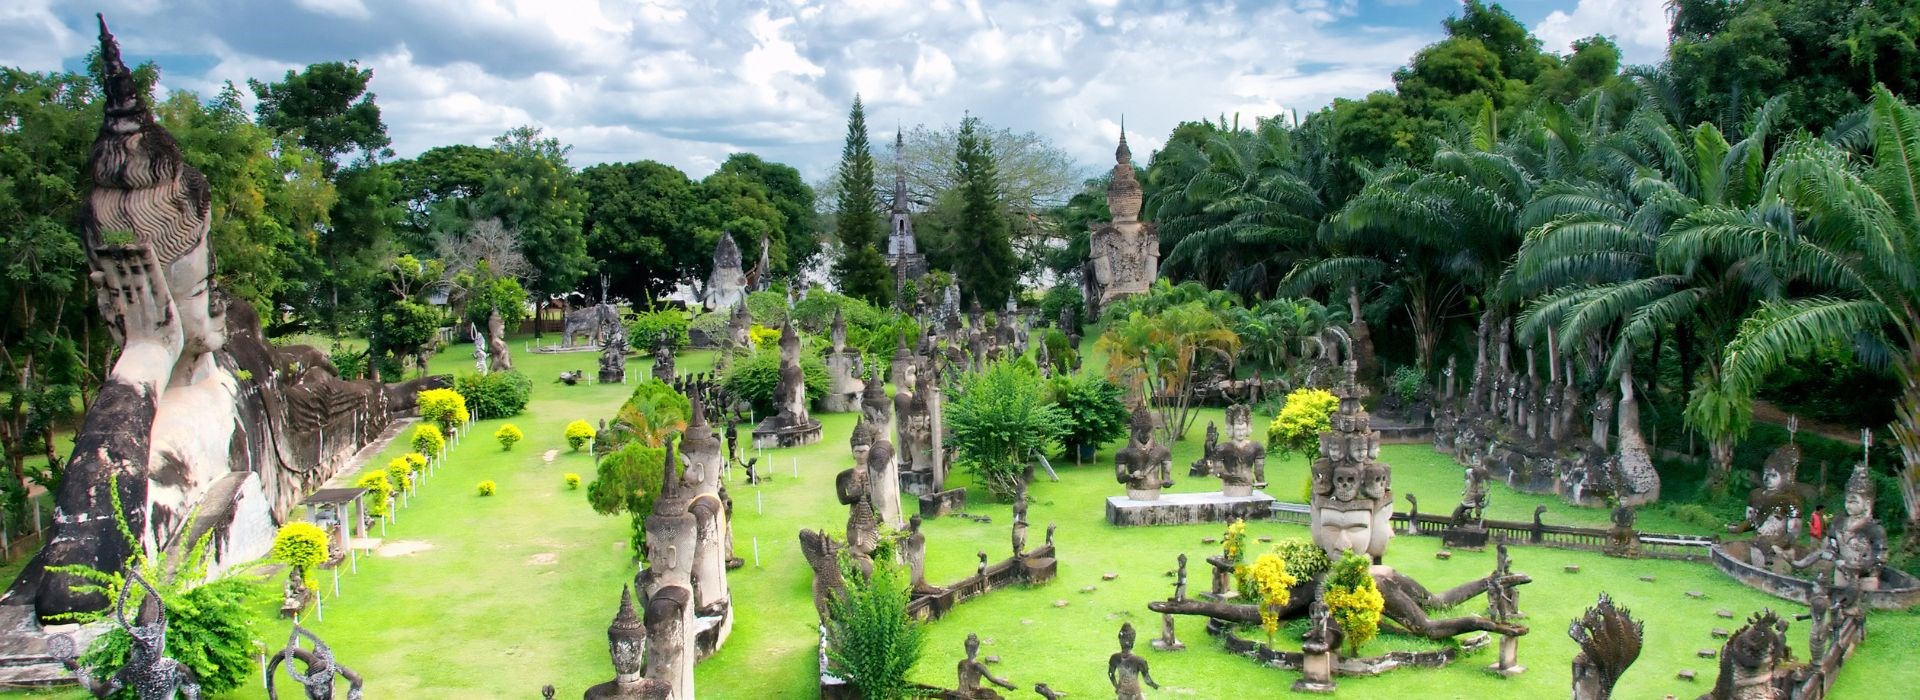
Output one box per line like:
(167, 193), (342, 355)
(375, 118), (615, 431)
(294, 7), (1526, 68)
(0, 605), (90, 688)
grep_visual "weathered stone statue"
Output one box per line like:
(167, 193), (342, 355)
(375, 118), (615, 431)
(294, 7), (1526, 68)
(1310, 363), (1391, 560)
(705, 232), (746, 311)
(487, 308), (514, 373)
(797, 529), (846, 621)
(583, 587), (672, 699)
(651, 332), (676, 384)
(1707, 610), (1791, 700)
(1114, 404), (1173, 500)
(1107, 622), (1159, 700)
(725, 302), (751, 353)
(67, 568), (199, 700)
(1569, 593), (1641, 700)
(266, 624), (364, 700)
(751, 319), (821, 448)
(821, 309), (865, 413)
(903, 515), (939, 594)
(1085, 128), (1158, 318)
(1191, 421), (1220, 477)
(1729, 422), (1816, 571)
(639, 439), (696, 697)
(598, 313), (628, 384)
(897, 371), (944, 494)
(1011, 482), (1029, 557)
(954, 633), (1018, 699)
(1794, 461), (1890, 611)
(1214, 405), (1266, 496)
(836, 452), (880, 578)
(1293, 600), (1342, 693)
(1453, 466), (1489, 526)
(677, 396), (732, 642)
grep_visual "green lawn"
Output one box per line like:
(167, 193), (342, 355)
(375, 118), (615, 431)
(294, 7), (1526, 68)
(8, 337), (1920, 698)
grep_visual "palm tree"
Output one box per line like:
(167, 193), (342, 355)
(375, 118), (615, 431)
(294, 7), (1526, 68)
(1097, 301), (1241, 443)
(1682, 86), (1920, 537)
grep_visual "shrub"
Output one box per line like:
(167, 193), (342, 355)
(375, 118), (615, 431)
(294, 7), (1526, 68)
(564, 473), (582, 489)
(417, 388), (470, 431)
(496, 424), (524, 451)
(271, 521), (330, 584)
(403, 452), (428, 474)
(1040, 328), (1079, 374)
(627, 308), (691, 350)
(455, 371), (533, 419)
(1040, 284), (1085, 335)
(411, 423), (446, 455)
(1045, 373), (1129, 457)
(722, 347), (829, 417)
(605, 380), (691, 451)
(747, 324), (782, 349)
(588, 442), (667, 558)
(1388, 365), (1424, 405)
(476, 480), (498, 496)
(1323, 550), (1384, 655)
(745, 290), (790, 326)
(356, 472), (393, 518)
(1273, 538), (1330, 582)
(792, 291), (883, 334)
(824, 548), (926, 700)
(947, 360), (1067, 500)
(1268, 388), (1339, 459)
(565, 420), (597, 452)
(385, 457), (413, 492)
(1247, 552), (1299, 642)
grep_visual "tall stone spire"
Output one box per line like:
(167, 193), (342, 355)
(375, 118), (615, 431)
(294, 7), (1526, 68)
(1107, 118), (1143, 224)
(886, 126), (927, 285)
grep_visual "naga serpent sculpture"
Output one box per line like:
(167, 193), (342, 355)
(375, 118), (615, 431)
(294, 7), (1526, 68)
(67, 567), (201, 700)
(266, 624), (364, 700)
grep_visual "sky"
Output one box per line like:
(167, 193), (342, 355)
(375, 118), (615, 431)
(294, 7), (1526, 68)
(2, 0), (1673, 181)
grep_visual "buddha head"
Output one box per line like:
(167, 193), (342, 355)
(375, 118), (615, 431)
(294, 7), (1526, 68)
(608, 587), (646, 677)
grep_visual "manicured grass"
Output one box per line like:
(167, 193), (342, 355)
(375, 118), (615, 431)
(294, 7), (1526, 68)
(9, 338), (1920, 698)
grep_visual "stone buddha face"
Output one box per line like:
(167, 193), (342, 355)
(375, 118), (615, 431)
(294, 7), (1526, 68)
(611, 635), (644, 675)
(1763, 467), (1786, 493)
(1846, 491), (1872, 520)
(1227, 410), (1251, 441)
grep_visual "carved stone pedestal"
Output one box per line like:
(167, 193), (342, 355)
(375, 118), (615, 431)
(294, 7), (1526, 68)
(917, 488), (968, 519)
(1292, 651), (1337, 693)
(1107, 491), (1277, 526)
(1486, 634), (1525, 677)
(1021, 556), (1058, 586)
(1150, 613), (1186, 651)
(1441, 525), (1489, 550)
(751, 420), (822, 449)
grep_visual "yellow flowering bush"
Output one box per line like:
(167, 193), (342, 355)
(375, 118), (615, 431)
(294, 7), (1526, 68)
(1267, 388), (1338, 459)
(403, 452), (428, 473)
(356, 472), (392, 518)
(1323, 550), (1384, 655)
(565, 420), (596, 452)
(476, 480), (498, 496)
(411, 423), (445, 455)
(564, 473), (582, 489)
(496, 423), (524, 450)
(385, 457), (413, 492)
(271, 521), (330, 584)
(418, 388), (470, 431)
(747, 324), (782, 348)
(1222, 519), (1248, 563)
(1247, 552), (1298, 641)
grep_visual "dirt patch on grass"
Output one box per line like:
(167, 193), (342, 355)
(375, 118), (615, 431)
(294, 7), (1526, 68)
(376, 540), (434, 557)
(527, 552), (559, 566)
(542, 449), (560, 463)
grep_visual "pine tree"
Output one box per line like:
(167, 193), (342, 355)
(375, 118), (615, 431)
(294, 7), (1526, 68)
(950, 115), (1017, 306)
(831, 96), (893, 306)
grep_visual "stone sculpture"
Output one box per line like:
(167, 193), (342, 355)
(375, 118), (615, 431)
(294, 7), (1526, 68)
(1707, 610), (1791, 700)
(1729, 422), (1815, 571)
(15, 16), (423, 620)
(725, 303), (751, 353)
(751, 319), (822, 448)
(598, 313), (628, 384)
(1189, 421), (1219, 477)
(265, 625), (363, 700)
(1453, 466), (1490, 526)
(1114, 404), (1173, 500)
(487, 308), (513, 373)
(705, 232), (746, 311)
(1107, 622), (1159, 700)
(1568, 593), (1641, 700)
(859, 371), (904, 527)
(583, 587), (672, 699)
(1309, 363), (1392, 561)
(822, 309), (865, 413)
(798, 529), (846, 622)
(885, 130), (929, 287)
(678, 395), (734, 636)
(67, 568), (199, 699)
(1085, 127), (1158, 318)
(1608, 366), (1660, 504)
(1793, 460), (1889, 611)
(1294, 600), (1342, 693)
(1011, 482), (1029, 557)
(1214, 405), (1265, 496)
(903, 515), (939, 594)
(651, 333), (676, 384)
(639, 439), (696, 697)
(836, 452), (880, 578)
(954, 633), (1018, 699)
(564, 304), (620, 348)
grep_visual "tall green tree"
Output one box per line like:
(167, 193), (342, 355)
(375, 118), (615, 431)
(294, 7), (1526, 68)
(476, 126), (588, 298)
(581, 160), (700, 303)
(319, 162), (403, 333)
(946, 115), (1018, 307)
(830, 96), (892, 306)
(248, 61), (391, 176)
(719, 153), (820, 272)
(696, 170), (787, 278)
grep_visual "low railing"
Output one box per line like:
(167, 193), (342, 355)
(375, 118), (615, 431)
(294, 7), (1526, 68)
(1266, 500), (1715, 560)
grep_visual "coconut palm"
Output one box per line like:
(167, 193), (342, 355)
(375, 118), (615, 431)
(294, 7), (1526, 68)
(1680, 86), (1920, 536)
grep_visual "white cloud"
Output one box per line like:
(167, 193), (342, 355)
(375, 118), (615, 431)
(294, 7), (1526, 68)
(1534, 0), (1670, 65)
(293, 0), (370, 20)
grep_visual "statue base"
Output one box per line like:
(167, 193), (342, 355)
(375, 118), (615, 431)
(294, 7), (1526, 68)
(901, 469), (945, 496)
(1106, 491), (1278, 527)
(917, 488), (968, 519)
(1440, 525), (1489, 550)
(1151, 638), (1186, 652)
(598, 368), (624, 384)
(751, 419), (822, 449)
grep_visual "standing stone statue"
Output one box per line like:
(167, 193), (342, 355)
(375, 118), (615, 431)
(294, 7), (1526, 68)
(705, 232), (746, 311)
(1114, 404), (1173, 500)
(582, 587), (671, 699)
(1793, 459), (1889, 613)
(821, 309), (865, 413)
(651, 332), (676, 384)
(66, 568), (200, 699)
(751, 319), (822, 448)
(472, 322), (490, 374)
(954, 633), (1018, 699)
(1189, 421), (1219, 477)
(487, 308), (514, 373)
(836, 450), (881, 578)
(1010, 482), (1029, 557)
(903, 515), (940, 594)
(860, 370), (904, 527)
(1214, 405), (1266, 496)
(1293, 600), (1342, 693)
(677, 395), (733, 642)
(266, 624), (364, 700)
(1107, 622), (1159, 700)
(1453, 466), (1490, 526)
(598, 314), (628, 384)
(1569, 593), (1642, 700)
(640, 440), (696, 698)
(798, 530), (846, 622)
(1085, 128), (1159, 318)
(1309, 362), (1393, 560)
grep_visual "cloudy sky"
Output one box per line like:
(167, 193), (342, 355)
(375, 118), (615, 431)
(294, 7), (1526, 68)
(3, 0), (1670, 180)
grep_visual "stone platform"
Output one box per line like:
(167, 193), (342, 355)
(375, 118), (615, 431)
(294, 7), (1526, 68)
(751, 419), (822, 449)
(1106, 491), (1278, 527)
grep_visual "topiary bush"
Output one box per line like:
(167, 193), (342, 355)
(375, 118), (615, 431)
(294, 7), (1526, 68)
(496, 424), (524, 451)
(417, 388), (470, 432)
(271, 521), (330, 585)
(627, 308), (691, 350)
(411, 423), (446, 456)
(1387, 365), (1424, 405)
(1040, 328), (1079, 374)
(385, 457), (413, 492)
(722, 347), (828, 417)
(588, 442), (667, 558)
(1247, 551), (1299, 642)
(564, 473), (582, 489)
(1323, 550), (1384, 655)
(356, 472), (392, 518)
(1268, 388), (1338, 459)
(403, 452), (428, 475)
(745, 290), (790, 327)
(565, 420), (596, 452)
(455, 371), (533, 419)
(476, 480), (497, 496)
